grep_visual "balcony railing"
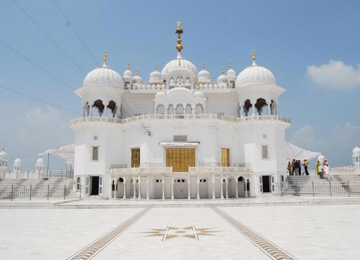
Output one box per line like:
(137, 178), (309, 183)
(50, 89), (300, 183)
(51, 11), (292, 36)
(110, 167), (173, 177)
(70, 114), (291, 127)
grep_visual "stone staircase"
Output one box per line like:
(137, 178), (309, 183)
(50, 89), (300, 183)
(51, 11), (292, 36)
(0, 178), (77, 199)
(284, 175), (349, 196)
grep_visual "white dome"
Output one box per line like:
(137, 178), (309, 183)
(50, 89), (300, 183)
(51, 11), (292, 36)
(83, 65), (124, 89)
(236, 63), (276, 88)
(162, 56), (198, 76)
(155, 91), (166, 98)
(353, 145), (360, 156)
(226, 68), (236, 81)
(123, 69), (133, 79)
(194, 91), (205, 98)
(36, 157), (44, 166)
(150, 70), (162, 83)
(167, 87), (192, 96)
(318, 155), (325, 163)
(0, 149), (7, 159)
(14, 157), (22, 166)
(217, 73), (227, 83)
(198, 69), (211, 82)
(133, 75), (143, 84)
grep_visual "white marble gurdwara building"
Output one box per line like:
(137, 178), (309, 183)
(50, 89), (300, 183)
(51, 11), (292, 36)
(70, 22), (291, 199)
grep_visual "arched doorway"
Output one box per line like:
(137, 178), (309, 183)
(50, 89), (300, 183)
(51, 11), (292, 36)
(116, 177), (125, 198)
(243, 99), (252, 116)
(255, 98), (268, 115)
(92, 99), (104, 117)
(237, 176), (245, 197)
(228, 177), (236, 198)
(199, 178), (208, 198)
(174, 179), (188, 199)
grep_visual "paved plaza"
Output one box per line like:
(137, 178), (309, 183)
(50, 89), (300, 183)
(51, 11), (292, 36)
(0, 201), (360, 259)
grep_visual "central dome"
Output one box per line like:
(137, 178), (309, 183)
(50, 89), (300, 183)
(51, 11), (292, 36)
(162, 56), (198, 77)
(236, 64), (276, 87)
(83, 65), (124, 89)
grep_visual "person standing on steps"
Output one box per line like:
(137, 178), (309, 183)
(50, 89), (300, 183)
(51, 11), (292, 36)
(316, 160), (320, 175)
(319, 162), (324, 179)
(288, 161), (293, 175)
(303, 159), (309, 175)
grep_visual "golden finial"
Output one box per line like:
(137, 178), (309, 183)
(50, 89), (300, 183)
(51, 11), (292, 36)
(222, 68), (225, 75)
(103, 51), (107, 65)
(155, 62), (158, 70)
(202, 61), (205, 70)
(252, 50), (256, 61)
(230, 61), (233, 69)
(178, 59), (181, 66)
(136, 69), (139, 76)
(175, 21), (183, 54)
(127, 61), (130, 70)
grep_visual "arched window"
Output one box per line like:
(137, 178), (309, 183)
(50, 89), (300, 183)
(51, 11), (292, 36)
(255, 98), (268, 115)
(156, 104), (165, 114)
(176, 104), (184, 114)
(195, 104), (204, 114)
(167, 104), (174, 114)
(107, 100), (117, 118)
(243, 99), (252, 116)
(92, 100), (104, 117)
(185, 104), (192, 114)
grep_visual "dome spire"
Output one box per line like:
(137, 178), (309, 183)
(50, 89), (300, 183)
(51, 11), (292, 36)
(103, 51), (108, 67)
(155, 62), (158, 71)
(222, 68), (225, 75)
(252, 50), (256, 66)
(136, 69), (139, 76)
(127, 61), (130, 70)
(230, 61), (233, 69)
(202, 61), (205, 70)
(175, 21), (183, 58)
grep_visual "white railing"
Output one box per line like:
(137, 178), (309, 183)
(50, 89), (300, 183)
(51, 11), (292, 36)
(189, 166), (252, 174)
(3, 170), (73, 179)
(110, 167), (173, 176)
(70, 114), (291, 127)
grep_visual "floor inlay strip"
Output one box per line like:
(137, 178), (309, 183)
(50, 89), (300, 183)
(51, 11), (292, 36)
(67, 208), (151, 260)
(212, 207), (297, 260)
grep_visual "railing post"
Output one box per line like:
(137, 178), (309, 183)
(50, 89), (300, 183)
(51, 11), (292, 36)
(64, 185), (66, 200)
(11, 185), (13, 201)
(47, 185), (50, 200)
(329, 179), (332, 197)
(347, 180), (350, 197)
(30, 185), (32, 201)
(312, 182), (315, 197)
(80, 184), (82, 199)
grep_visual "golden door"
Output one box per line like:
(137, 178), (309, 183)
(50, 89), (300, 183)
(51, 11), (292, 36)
(131, 148), (140, 167)
(166, 148), (195, 172)
(221, 148), (230, 167)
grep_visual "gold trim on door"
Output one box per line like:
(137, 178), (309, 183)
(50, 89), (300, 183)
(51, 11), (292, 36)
(166, 148), (195, 172)
(221, 148), (230, 167)
(131, 148), (140, 168)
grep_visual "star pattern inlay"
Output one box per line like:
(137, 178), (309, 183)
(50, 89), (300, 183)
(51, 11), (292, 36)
(144, 226), (218, 241)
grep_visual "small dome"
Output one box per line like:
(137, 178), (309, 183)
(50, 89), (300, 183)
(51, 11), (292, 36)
(133, 70), (143, 84)
(84, 65), (124, 89)
(36, 157), (44, 166)
(217, 72), (228, 83)
(197, 62), (211, 82)
(123, 69), (133, 79)
(226, 66), (236, 82)
(353, 145), (360, 157)
(236, 63), (276, 88)
(162, 55), (198, 77)
(150, 65), (162, 83)
(14, 157), (22, 166)
(155, 91), (166, 98)
(167, 87), (192, 96)
(194, 91), (205, 98)
(0, 148), (7, 159)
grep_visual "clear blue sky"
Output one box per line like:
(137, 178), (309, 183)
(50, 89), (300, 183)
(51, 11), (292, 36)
(0, 0), (359, 170)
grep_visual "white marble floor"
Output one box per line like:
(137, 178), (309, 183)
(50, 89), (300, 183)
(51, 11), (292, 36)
(0, 204), (360, 260)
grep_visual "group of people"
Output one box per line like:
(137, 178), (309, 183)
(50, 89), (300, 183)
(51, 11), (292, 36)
(287, 159), (310, 176)
(316, 159), (329, 179)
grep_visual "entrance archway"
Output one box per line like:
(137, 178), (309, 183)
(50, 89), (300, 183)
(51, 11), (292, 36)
(228, 177), (236, 198)
(174, 179), (188, 199)
(199, 178), (208, 198)
(237, 176), (245, 197)
(116, 177), (125, 198)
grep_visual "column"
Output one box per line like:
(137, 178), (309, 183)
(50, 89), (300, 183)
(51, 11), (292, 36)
(113, 178), (116, 199)
(171, 177), (174, 199)
(123, 177), (126, 199)
(251, 99), (256, 116)
(235, 178), (239, 198)
(197, 175), (200, 199)
(225, 176), (229, 199)
(187, 177), (191, 199)
(138, 176), (141, 200)
(212, 175), (215, 199)
(146, 176), (149, 200)
(245, 179), (248, 198)
(162, 176), (165, 200)
(220, 174), (224, 199)
(133, 177), (136, 199)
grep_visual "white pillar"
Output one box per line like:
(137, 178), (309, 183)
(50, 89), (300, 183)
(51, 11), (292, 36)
(235, 178), (239, 198)
(212, 175), (215, 199)
(171, 177), (174, 199)
(146, 176), (149, 200)
(245, 179), (248, 198)
(225, 176), (229, 199)
(162, 176), (165, 200)
(187, 177), (191, 199)
(138, 176), (141, 200)
(113, 178), (117, 199)
(197, 175), (200, 199)
(123, 177), (126, 199)
(220, 174), (224, 199)
(133, 177), (136, 199)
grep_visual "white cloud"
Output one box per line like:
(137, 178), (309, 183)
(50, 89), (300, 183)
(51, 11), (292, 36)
(306, 60), (360, 90)
(290, 125), (316, 147)
(25, 106), (59, 123)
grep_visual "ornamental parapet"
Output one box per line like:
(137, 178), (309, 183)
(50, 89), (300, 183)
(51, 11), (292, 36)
(109, 167), (173, 177)
(189, 166), (252, 176)
(70, 114), (291, 128)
